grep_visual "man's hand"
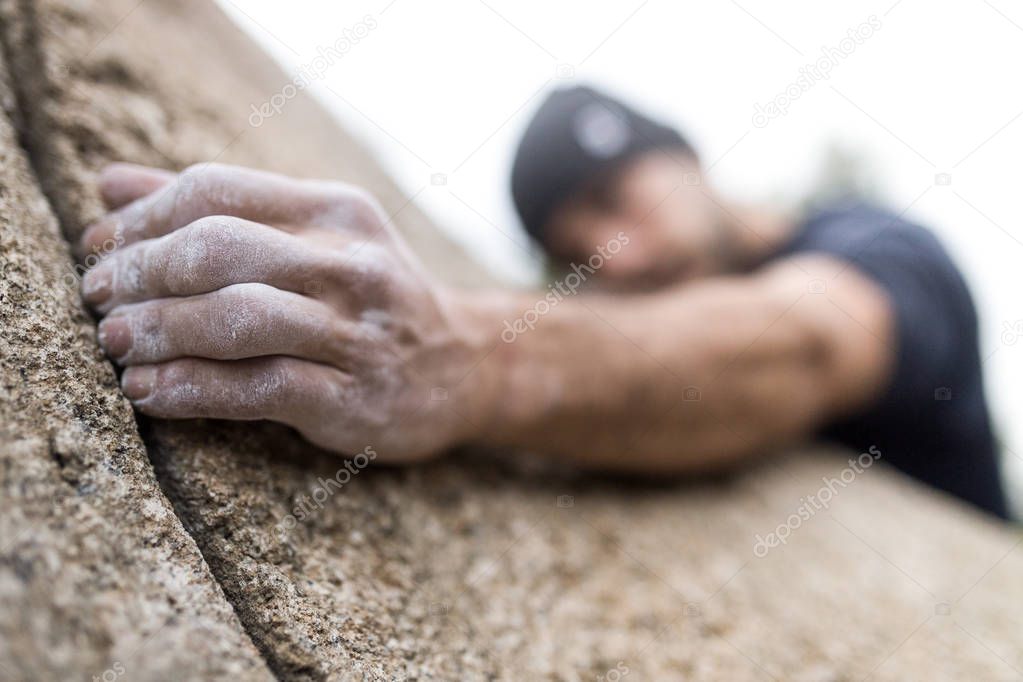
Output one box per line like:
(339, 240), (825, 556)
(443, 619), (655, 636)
(81, 163), (488, 461)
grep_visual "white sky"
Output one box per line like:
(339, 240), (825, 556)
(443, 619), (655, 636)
(218, 0), (1023, 505)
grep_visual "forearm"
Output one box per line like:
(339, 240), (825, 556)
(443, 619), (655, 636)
(458, 260), (891, 472)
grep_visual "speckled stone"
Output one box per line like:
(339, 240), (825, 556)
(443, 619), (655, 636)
(1, 1), (1021, 680)
(0, 33), (273, 682)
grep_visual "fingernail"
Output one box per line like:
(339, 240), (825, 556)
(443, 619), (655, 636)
(122, 366), (157, 400)
(98, 316), (132, 360)
(82, 264), (112, 305)
(80, 218), (115, 257)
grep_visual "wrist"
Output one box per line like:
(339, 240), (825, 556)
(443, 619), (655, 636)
(446, 286), (578, 450)
(443, 288), (523, 445)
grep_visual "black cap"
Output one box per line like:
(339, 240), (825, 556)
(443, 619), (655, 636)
(511, 85), (693, 245)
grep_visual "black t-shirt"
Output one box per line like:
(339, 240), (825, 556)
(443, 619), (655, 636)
(774, 199), (1008, 518)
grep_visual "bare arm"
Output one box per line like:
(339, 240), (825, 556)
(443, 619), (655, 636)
(82, 163), (894, 471)
(461, 256), (895, 471)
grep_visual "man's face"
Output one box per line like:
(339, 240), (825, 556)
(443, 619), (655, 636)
(544, 151), (728, 292)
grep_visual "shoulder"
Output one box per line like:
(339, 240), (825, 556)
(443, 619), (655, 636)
(782, 199), (980, 402)
(785, 200), (970, 309)
(792, 200), (943, 257)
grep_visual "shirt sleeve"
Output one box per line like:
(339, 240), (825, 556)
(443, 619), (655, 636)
(789, 204), (978, 416)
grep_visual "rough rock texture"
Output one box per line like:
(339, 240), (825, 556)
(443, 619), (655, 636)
(0, 40), (273, 682)
(1, 0), (1022, 680)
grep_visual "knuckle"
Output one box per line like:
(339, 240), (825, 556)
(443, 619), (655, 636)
(325, 184), (384, 231)
(219, 283), (279, 324)
(257, 357), (301, 410)
(175, 223), (217, 272)
(173, 164), (233, 219)
(180, 215), (245, 254)
(186, 285), (277, 356)
(188, 213), (243, 235)
(314, 366), (349, 411)
(360, 258), (394, 294)
(327, 242), (395, 293)
(163, 216), (241, 290)
(159, 361), (202, 406)
(176, 164), (210, 193)
(113, 242), (150, 298)
(181, 215), (216, 244)
(134, 299), (165, 341)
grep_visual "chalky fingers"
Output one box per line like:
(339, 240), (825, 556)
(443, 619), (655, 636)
(81, 215), (342, 314)
(98, 283), (363, 367)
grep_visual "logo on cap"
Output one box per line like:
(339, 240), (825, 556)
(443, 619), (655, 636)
(572, 102), (630, 159)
